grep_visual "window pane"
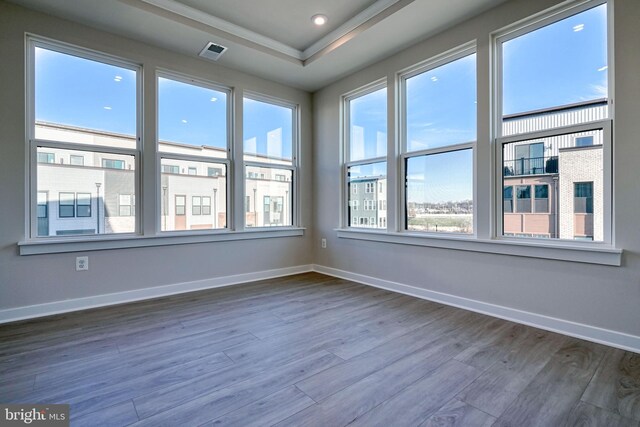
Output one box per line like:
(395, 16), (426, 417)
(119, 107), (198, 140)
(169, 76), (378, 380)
(502, 129), (603, 241)
(244, 98), (293, 164)
(406, 54), (476, 152)
(349, 88), (387, 162)
(37, 147), (135, 236)
(347, 162), (387, 229)
(76, 192), (91, 217)
(160, 159), (226, 231)
(158, 77), (227, 158)
(34, 47), (136, 149)
(406, 150), (472, 234)
(503, 186), (513, 213)
(501, 4), (608, 135)
(245, 166), (292, 227)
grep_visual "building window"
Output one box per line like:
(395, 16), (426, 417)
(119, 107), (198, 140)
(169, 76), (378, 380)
(575, 136), (594, 147)
(118, 194), (134, 216)
(497, 1), (609, 243)
(345, 84), (387, 229)
(158, 74), (229, 231)
(37, 152), (54, 163)
(192, 196), (202, 215)
(402, 48), (476, 234)
(76, 193), (91, 217)
(202, 196), (211, 215)
(574, 182), (593, 214)
(102, 159), (125, 169)
(503, 186), (514, 214)
(244, 96), (296, 227)
(175, 195), (186, 216)
(70, 155), (84, 166)
(534, 184), (549, 213)
(207, 167), (222, 177)
(516, 186), (531, 213)
(59, 192), (75, 218)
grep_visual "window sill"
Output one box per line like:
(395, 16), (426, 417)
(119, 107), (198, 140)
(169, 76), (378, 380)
(18, 228), (306, 255)
(336, 229), (622, 266)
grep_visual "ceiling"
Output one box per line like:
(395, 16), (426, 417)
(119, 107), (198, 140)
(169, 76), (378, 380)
(8, 0), (510, 91)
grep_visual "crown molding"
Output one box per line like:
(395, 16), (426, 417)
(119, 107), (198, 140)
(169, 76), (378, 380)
(133, 0), (411, 65)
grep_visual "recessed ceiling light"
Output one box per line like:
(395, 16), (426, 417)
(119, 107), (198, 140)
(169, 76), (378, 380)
(312, 14), (328, 26)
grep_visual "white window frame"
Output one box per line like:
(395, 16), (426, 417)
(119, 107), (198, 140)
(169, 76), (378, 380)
(342, 79), (387, 229)
(156, 70), (232, 233)
(26, 35), (142, 240)
(399, 43), (477, 237)
(492, 0), (613, 246)
(242, 92), (299, 229)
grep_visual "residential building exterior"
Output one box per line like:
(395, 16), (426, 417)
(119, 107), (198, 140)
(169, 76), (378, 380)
(502, 99), (605, 241)
(35, 123), (292, 236)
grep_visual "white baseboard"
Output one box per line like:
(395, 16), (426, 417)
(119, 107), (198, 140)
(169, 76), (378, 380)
(0, 265), (313, 325)
(313, 264), (640, 354)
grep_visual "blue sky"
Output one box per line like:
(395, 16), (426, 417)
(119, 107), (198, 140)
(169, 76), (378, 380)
(35, 49), (292, 160)
(158, 77), (227, 149)
(35, 47), (137, 137)
(503, 4), (608, 115)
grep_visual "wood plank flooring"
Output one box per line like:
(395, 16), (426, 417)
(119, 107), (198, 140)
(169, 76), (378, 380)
(1, 272), (638, 426)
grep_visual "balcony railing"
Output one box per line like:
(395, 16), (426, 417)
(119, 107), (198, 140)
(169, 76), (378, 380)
(504, 156), (558, 177)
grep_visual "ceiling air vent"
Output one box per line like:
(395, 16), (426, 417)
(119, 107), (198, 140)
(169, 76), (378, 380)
(199, 42), (228, 61)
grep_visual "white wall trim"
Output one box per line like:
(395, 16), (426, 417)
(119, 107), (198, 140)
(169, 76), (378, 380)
(313, 264), (640, 353)
(0, 264), (313, 325)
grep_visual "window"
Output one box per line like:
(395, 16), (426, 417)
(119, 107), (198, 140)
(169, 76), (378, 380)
(76, 193), (91, 217)
(574, 182), (593, 214)
(29, 38), (139, 238)
(102, 159), (126, 170)
(207, 167), (222, 177)
(161, 164), (179, 174)
(244, 96), (296, 227)
(516, 186), (531, 213)
(192, 196), (202, 215)
(534, 185), (549, 213)
(503, 186), (514, 213)
(402, 49), (476, 234)
(575, 136), (594, 147)
(37, 191), (49, 237)
(497, 1), (609, 243)
(202, 196), (211, 215)
(158, 74), (229, 232)
(118, 194), (134, 216)
(175, 195), (186, 216)
(345, 84), (387, 229)
(37, 152), (54, 163)
(59, 192), (75, 218)
(70, 155), (84, 166)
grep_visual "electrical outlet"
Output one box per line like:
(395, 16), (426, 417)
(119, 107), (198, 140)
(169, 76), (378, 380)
(321, 238), (327, 249)
(76, 256), (89, 271)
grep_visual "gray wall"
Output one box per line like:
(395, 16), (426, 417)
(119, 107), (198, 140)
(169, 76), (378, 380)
(0, 1), (313, 310)
(313, 0), (640, 337)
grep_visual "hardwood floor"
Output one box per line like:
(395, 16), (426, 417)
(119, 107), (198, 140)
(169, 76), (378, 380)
(1, 272), (639, 426)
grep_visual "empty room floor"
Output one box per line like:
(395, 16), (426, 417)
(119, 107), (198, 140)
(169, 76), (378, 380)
(1, 272), (639, 426)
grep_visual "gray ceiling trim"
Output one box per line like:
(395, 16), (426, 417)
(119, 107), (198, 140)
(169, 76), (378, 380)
(126, 0), (411, 65)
